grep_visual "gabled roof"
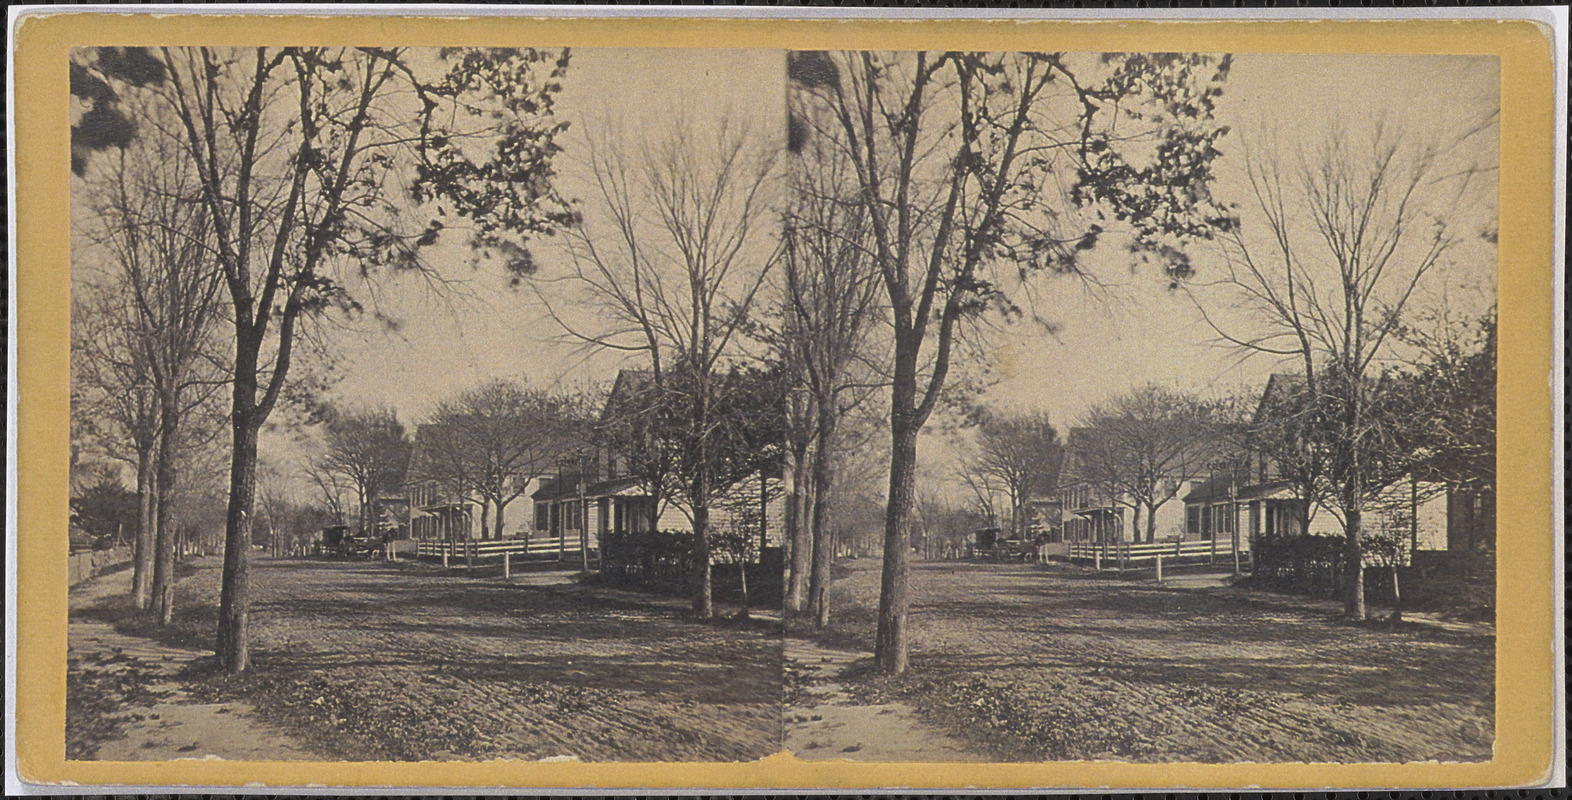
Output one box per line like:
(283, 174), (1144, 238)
(1054, 427), (1095, 488)
(601, 369), (655, 422)
(1252, 372), (1307, 426)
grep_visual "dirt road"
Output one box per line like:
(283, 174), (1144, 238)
(71, 554), (1493, 765)
(786, 559), (1494, 763)
(70, 556), (782, 762)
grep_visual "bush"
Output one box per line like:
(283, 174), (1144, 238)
(599, 529), (697, 590)
(1248, 532), (1347, 598)
(1248, 532), (1494, 616)
(598, 528), (782, 606)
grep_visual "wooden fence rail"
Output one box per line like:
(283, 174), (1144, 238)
(415, 537), (585, 560)
(416, 537), (758, 566)
(1067, 539), (1251, 570)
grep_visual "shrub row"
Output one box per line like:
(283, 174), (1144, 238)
(598, 528), (783, 606)
(1248, 532), (1494, 614)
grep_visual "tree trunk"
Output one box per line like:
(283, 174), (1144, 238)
(875, 418), (919, 675)
(808, 402), (838, 629)
(785, 433), (814, 615)
(151, 386), (183, 626)
(1145, 503), (1158, 544)
(132, 444), (156, 610)
(495, 499), (507, 540)
(1343, 499), (1366, 621)
(689, 382), (715, 619)
(690, 502), (713, 618)
(217, 413), (260, 674)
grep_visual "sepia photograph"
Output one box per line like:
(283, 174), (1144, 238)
(10, 8), (1559, 792)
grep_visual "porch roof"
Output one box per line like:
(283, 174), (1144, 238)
(416, 502), (470, 515)
(1184, 478), (1299, 504)
(1067, 504), (1122, 518)
(532, 475), (646, 503)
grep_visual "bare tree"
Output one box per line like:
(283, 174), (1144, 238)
(73, 94), (228, 619)
(314, 405), (413, 541)
(1393, 307), (1496, 502)
(255, 459), (292, 558)
(967, 409), (1064, 542)
(536, 117), (780, 619)
(1193, 122), (1492, 621)
(790, 50), (1233, 673)
(97, 46), (576, 671)
(1073, 387), (1217, 544)
(779, 105), (885, 625)
(70, 290), (161, 609)
(417, 379), (583, 541)
(94, 154), (223, 623)
(303, 452), (352, 525)
(780, 388), (815, 614)
(956, 462), (1004, 531)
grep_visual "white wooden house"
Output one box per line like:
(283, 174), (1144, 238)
(1054, 428), (1188, 547)
(530, 369), (787, 561)
(1181, 372), (1491, 560)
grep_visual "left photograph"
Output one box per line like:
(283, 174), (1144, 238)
(67, 46), (791, 762)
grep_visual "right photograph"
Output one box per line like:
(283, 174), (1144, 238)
(778, 50), (1498, 764)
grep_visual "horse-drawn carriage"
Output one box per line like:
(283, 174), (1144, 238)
(970, 526), (1041, 562)
(317, 524), (383, 558)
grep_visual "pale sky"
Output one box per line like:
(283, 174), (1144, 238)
(68, 47), (1498, 510)
(983, 53), (1498, 427)
(324, 48), (788, 421)
(323, 49), (1498, 433)
(173, 48), (1490, 502)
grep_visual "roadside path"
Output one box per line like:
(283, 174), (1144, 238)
(784, 639), (986, 762)
(68, 561), (317, 761)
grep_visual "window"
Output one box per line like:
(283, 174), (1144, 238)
(1187, 506), (1201, 535)
(535, 503), (549, 531)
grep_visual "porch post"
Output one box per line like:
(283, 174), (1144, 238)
(1210, 504), (1218, 564)
(579, 483), (590, 573)
(1230, 482), (1241, 576)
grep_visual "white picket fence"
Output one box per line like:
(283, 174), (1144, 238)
(415, 536), (586, 561)
(1067, 538), (1249, 570)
